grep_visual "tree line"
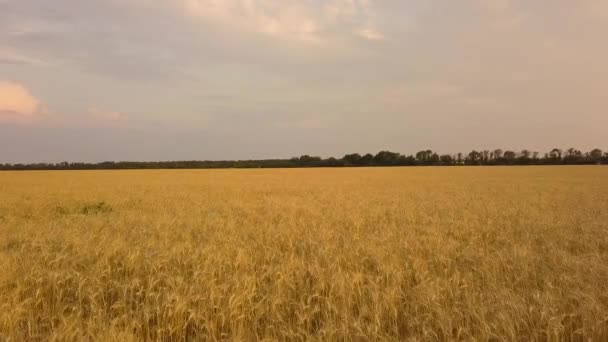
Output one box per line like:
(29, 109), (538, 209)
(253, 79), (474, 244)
(1, 148), (606, 170)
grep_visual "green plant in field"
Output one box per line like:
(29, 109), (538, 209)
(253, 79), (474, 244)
(81, 201), (112, 215)
(52, 205), (71, 216)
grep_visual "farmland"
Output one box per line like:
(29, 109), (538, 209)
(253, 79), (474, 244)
(1, 167), (607, 340)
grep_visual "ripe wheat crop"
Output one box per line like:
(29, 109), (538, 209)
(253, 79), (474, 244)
(1, 167), (607, 341)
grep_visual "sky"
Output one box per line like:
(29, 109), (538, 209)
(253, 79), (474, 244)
(0, 0), (607, 163)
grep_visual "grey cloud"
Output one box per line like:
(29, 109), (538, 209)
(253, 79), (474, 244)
(1, 0), (607, 162)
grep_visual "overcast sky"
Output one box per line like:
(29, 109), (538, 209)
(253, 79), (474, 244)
(1, 0), (607, 163)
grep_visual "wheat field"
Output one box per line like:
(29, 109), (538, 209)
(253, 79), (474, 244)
(0, 167), (607, 341)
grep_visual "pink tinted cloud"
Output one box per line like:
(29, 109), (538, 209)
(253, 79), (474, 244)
(182, 0), (383, 43)
(87, 108), (129, 127)
(0, 81), (41, 122)
(0, 81), (128, 127)
(90, 108), (128, 121)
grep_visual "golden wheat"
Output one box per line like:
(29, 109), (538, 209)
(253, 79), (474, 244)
(1, 167), (607, 341)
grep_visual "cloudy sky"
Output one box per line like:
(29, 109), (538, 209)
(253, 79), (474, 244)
(1, 0), (607, 163)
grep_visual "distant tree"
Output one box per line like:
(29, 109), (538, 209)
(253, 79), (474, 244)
(566, 148), (576, 157)
(415, 150), (433, 163)
(343, 153), (362, 166)
(550, 148), (563, 162)
(374, 151), (401, 166)
(401, 155), (417, 165)
(297, 155), (322, 166)
(503, 151), (517, 165)
(429, 153), (440, 165)
(457, 153), (463, 165)
(467, 150), (482, 165)
(504, 151), (516, 158)
(493, 149), (503, 159)
(394, 154), (410, 166)
(589, 149), (603, 164)
(532, 151), (540, 160)
(360, 153), (374, 166)
(2, 146), (605, 170)
(518, 150), (531, 164)
(415, 151), (425, 162)
(482, 150), (490, 163)
(440, 154), (454, 165)
(564, 148), (584, 164)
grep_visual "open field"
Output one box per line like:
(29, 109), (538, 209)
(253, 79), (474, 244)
(1, 167), (607, 341)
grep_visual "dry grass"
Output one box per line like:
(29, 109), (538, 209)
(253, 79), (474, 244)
(1, 167), (607, 341)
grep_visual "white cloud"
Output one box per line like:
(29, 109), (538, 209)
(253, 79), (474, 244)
(90, 108), (127, 121)
(181, 0), (383, 42)
(0, 47), (52, 66)
(88, 108), (128, 126)
(356, 28), (384, 40)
